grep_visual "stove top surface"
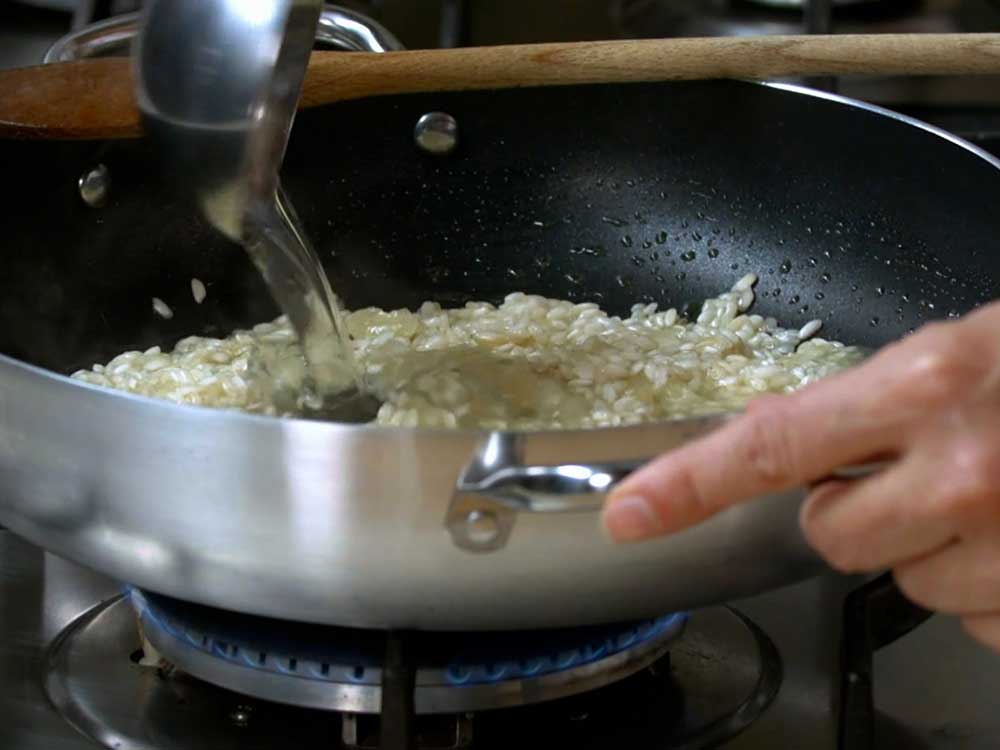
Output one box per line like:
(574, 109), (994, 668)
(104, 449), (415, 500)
(3, 530), (1000, 749)
(45, 593), (779, 749)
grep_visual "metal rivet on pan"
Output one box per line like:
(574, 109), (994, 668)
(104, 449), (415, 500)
(229, 704), (252, 727)
(463, 509), (500, 545)
(78, 164), (110, 208)
(414, 112), (458, 155)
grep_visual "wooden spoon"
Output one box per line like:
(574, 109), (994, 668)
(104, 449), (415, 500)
(3, 33), (1000, 140)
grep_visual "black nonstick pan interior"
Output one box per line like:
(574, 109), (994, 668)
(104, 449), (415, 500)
(1, 80), (997, 375)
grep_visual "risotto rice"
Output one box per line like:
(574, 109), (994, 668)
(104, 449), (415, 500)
(71, 274), (863, 429)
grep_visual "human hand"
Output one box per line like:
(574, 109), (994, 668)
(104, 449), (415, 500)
(602, 303), (1000, 652)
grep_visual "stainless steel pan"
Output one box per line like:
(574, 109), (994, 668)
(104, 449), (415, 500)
(0, 15), (998, 630)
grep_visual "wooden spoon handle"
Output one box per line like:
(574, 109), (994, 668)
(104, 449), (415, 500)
(303, 33), (1000, 104)
(4, 33), (1000, 141)
(1, 57), (139, 139)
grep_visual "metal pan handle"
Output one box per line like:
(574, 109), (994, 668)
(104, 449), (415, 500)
(446, 428), (885, 551)
(456, 460), (643, 514)
(458, 459), (886, 514)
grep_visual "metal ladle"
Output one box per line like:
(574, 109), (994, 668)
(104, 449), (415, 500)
(134, 0), (380, 422)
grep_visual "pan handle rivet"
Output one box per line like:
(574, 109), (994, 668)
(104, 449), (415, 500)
(79, 164), (110, 208)
(414, 112), (458, 155)
(229, 704), (252, 727)
(464, 509), (500, 545)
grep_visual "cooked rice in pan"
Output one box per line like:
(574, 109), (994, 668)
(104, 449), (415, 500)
(71, 274), (862, 429)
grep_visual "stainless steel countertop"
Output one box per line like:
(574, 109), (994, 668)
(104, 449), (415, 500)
(2, 528), (999, 749)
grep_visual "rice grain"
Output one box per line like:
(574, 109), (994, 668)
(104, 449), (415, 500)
(77, 276), (863, 429)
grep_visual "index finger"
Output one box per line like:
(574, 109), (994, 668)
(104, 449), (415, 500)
(601, 354), (905, 543)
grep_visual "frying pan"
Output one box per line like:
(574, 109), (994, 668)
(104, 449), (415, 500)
(0, 21), (998, 630)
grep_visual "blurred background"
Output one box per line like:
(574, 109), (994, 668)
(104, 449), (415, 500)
(3, 0), (999, 151)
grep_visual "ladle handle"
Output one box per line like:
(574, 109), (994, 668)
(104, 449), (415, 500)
(3, 33), (1000, 140)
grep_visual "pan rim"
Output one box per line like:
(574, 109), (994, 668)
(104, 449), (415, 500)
(763, 81), (1000, 171)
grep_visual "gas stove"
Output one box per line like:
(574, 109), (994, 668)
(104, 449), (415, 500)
(3, 2), (1000, 748)
(3, 529), (1000, 749)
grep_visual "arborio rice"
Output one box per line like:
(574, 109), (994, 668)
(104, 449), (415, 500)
(72, 274), (863, 429)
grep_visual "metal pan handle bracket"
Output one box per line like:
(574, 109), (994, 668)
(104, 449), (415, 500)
(445, 432), (649, 552)
(446, 428), (887, 553)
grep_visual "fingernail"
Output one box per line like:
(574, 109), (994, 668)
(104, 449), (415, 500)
(602, 495), (662, 543)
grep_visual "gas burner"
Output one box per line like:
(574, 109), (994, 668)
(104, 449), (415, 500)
(129, 588), (687, 714)
(43, 592), (781, 749)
